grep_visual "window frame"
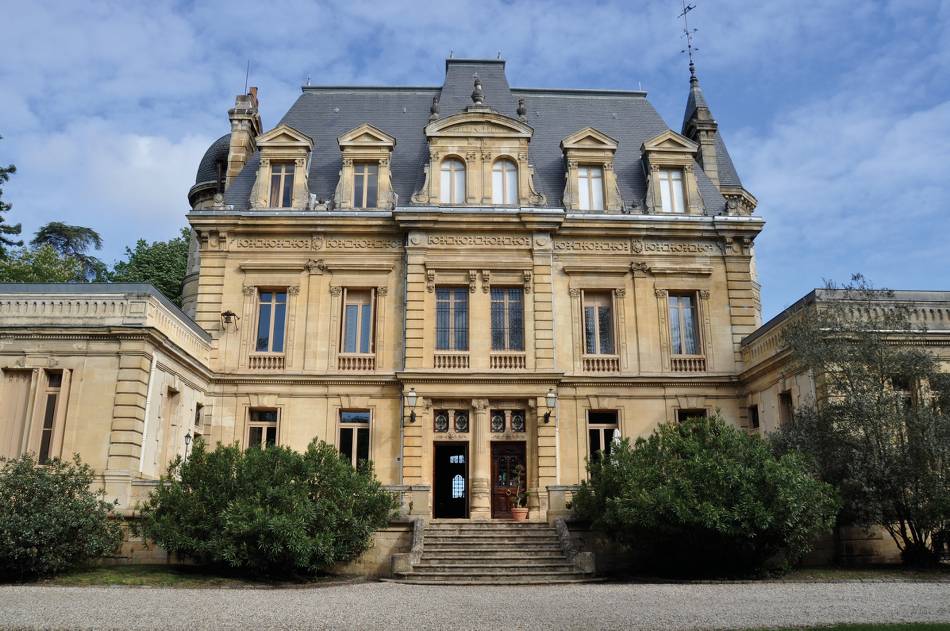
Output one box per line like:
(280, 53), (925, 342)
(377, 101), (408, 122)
(658, 167), (686, 213)
(778, 390), (794, 426)
(668, 292), (702, 356)
(748, 404), (760, 430)
(439, 158), (466, 205)
(676, 408), (708, 423)
(582, 290), (616, 356)
(490, 286), (525, 351)
(352, 162), (379, 209)
(577, 165), (605, 211)
(338, 409), (371, 467)
(255, 289), (288, 354)
(587, 410), (619, 463)
(269, 162), (295, 208)
(340, 288), (376, 355)
(37, 370), (64, 464)
(491, 158), (518, 206)
(247, 408), (279, 449)
(435, 286), (469, 351)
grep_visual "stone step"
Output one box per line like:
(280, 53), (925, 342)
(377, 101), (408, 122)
(426, 522), (553, 530)
(397, 569), (591, 580)
(424, 534), (560, 544)
(423, 552), (569, 561)
(382, 576), (598, 585)
(422, 543), (564, 553)
(413, 562), (576, 571)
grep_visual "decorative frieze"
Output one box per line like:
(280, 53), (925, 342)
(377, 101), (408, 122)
(632, 240), (720, 255)
(554, 239), (631, 253)
(426, 235), (531, 248)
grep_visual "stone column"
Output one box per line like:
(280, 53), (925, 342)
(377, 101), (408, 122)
(470, 398), (491, 520)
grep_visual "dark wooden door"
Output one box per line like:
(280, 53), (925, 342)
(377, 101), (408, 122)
(491, 441), (526, 519)
(433, 443), (468, 519)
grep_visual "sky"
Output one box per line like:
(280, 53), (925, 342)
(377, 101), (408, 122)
(1, 0), (948, 319)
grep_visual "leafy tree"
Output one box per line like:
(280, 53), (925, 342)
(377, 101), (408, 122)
(772, 275), (950, 566)
(573, 414), (838, 577)
(109, 228), (189, 306)
(139, 439), (399, 577)
(31, 221), (106, 281)
(0, 244), (85, 283)
(0, 454), (122, 580)
(0, 135), (23, 257)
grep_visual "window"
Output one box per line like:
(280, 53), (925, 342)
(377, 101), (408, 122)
(658, 168), (685, 213)
(492, 159), (518, 205)
(669, 294), (700, 355)
(38, 371), (63, 464)
(339, 410), (370, 467)
(255, 290), (287, 353)
(588, 411), (618, 462)
(779, 390), (794, 426)
(748, 404), (760, 430)
(490, 287), (524, 351)
(439, 158), (466, 204)
(194, 403), (203, 427)
(248, 409), (278, 448)
(269, 162), (295, 208)
(583, 292), (614, 355)
(341, 289), (374, 354)
(436, 287), (468, 351)
(353, 162), (378, 209)
(577, 166), (605, 211)
(677, 408), (707, 423)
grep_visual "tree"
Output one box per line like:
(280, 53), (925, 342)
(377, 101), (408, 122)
(0, 135), (23, 257)
(772, 275), (950, 565)
(139, 439), (399, 577)
(0, 244), (85, 283)
(31, 222), (106, 281)
(572, 414), (838, 577)
(109, 228), (189, 306)
(0, 454), (122, 580)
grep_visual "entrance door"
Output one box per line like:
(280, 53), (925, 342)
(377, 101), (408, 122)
(491, 442), (526, 519)
(433, 443), (468, 519)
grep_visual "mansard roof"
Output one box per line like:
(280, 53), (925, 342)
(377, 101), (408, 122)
(223, 58), (727, 213)
(194, 133), (230, 185)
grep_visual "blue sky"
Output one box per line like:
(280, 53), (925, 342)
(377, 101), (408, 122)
(2, 0), (948, 319)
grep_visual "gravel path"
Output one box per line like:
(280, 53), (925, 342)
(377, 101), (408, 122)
(1, 581), (949, 630)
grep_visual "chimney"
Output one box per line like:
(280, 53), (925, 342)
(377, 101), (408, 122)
(225, 87), (263, 187)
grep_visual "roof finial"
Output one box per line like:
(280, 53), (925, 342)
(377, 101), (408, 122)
(678, 0), (699, 83)
(429, 95), (440, 121)
(471, 73), (484, 105)
(517, 97), (527, 122)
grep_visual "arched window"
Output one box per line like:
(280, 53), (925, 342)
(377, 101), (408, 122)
(440, 158), (466, 204)
(491, 159), (518, 205)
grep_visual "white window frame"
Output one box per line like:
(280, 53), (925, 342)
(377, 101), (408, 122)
(269, 162), (295, 208)
(340, 288), (376, 355)
(247, 408), (279, 448)
(440, 158), (466, 204)
(577, 165), (605, 211)
(582, 291), (616, 355)
(491, 159), (518, 205)
(658, 168), (686, 213)
(255, 289), (288, 354)
(668, 292), (702, 356)
(338, 409), (371, 467)
(353, 162), (379, 209)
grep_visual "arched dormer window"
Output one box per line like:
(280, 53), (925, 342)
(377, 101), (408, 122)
(440, 158), (466, 204)
(492, 159), (518, 205)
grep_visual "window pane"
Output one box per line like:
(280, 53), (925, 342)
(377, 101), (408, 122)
(341, 411), (370, 423)
(508, 289), (524, 351)
(598, 305), (614, 354)
(584, 306), (596, 354)
(588, 428), (602, 462)
(682, 297), (698, 354)
(272, 302), (286, 353)
(38, 393), (57, 463)
(343, 304), (359, 353)
(356, 427), (369, 464)
(660, 172), (673, 212)
(436, 289), (450, 350)
(453, 167), (465, 204)
(505, 166), (517, 205)
(339, 427), (353, 461)
(265, 426), (277, 447)
(454, 290), (468, 350)
(282, 171), (294, 208)
(249, 426), (263, 449)
(359, 303), (372, 354)
(671, 170), (684, 213)
(578, 168), (591, 211)
(256, 303), (272, 352)
(590, 168), (604, 211)
(491, 296), (506, 350)
(251, 409), (278, 423)
(275, 292), (286, 304)
(270, 172), (281, 207)
(492, 168), (504, 205)
(669, 298), (682, 354)
(366, 166), (377, 208)
(354, 170), (365, 208)
(440, 166), (452, 203)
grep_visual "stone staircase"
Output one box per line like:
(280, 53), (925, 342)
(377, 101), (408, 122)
(391, 520), (595, 585)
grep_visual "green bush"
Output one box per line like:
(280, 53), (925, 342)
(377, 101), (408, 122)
(572, 415), (838, 577)
(139, 439), (399, 577)
(0, 454), (122, 580)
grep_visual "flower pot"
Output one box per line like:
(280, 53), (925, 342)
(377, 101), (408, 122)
(511, 507), (529, 521)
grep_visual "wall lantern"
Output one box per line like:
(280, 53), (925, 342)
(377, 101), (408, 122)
(406, 388), (418, 423)
(184, 430), (193, 455)
(221, 310), (240, 331)
(543, 388), (557, 424)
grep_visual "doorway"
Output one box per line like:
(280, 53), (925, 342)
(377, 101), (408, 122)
(433, 443), (468, 519)
(491, 441), (526, 519)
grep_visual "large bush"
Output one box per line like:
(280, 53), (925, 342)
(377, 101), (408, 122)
(0, 454), (122, 580)
(572, 415), (838, 577)
(139, 439), (398, 576)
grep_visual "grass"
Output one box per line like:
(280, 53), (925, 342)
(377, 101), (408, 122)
(756, 626), (950, 631)
(39, 564), (353, 588)
(783, 565), (950, 583)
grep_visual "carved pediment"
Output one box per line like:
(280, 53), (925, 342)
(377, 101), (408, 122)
(560, 127), (619, 151)
(338, 123), (396, 150)
(425, 111), (533, 139)
(641, 130), (698, 154)
(256, 124), (314, 150)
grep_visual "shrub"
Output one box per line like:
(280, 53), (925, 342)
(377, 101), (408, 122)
(0, 454), (122, 580)
(572, 415), (838, 577)
(139, 439), (399, 577)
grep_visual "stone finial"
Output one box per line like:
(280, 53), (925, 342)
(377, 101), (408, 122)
(689, 61), (698, 87)
(471, 74), (484, 105)
(429, 95), (440, 121)
(517, 97), (527, 121)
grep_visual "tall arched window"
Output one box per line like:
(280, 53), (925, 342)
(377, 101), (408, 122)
(491, 159), (518, 205)
(440, 158), (466, 204)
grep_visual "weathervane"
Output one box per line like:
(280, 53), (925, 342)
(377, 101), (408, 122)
(678, 0), (699, 77)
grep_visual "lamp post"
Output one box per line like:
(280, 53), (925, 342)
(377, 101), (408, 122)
(184, 430), (192, 457)
(543, 388), (557, 423)
(406, 387), (418, 424)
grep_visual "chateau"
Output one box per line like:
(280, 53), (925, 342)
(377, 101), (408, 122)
(1, 59), (947, 543)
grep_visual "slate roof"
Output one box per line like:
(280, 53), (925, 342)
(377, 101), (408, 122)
(195, 133), (230, 185)
(221, 59), (729, 213)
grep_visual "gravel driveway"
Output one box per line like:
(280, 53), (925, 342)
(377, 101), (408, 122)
(1, 581), (949, 630)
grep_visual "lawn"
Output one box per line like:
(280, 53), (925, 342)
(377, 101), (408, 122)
(41, 564), (352, 588)
(760, 626), (950, 631)
(783, 566), (950, 583)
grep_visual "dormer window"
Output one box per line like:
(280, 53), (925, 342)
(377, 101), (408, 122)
(658, 168), (685, 213)
(440, 158), (466, 204)
(353, 163), (378, 209)
(491, 159), (518, 205)
(577, 166), (605, 211)
(269, 163), (295, 208)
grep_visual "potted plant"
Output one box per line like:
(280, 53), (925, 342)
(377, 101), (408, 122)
(509, 464), (529, 521)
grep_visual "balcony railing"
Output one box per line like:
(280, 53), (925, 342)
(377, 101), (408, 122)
(490, 352), (526, 370)
(338, 353), (376, 371)
(434, 351), (470, 370)
(248, 353), (285, 370)
(671, 355), (706, 372)
(582, 355), (620, 373)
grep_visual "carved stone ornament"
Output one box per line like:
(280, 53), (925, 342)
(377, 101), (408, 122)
(471, 74), (484, 105)
(429, 95), (440, 121)
(288, 285), (301, 296)
(376, 286), (389, 297)
(631, 261), (650, 274)
(523, 270), (533, 294)
(242, 285), (257, 296)
(468, 270), (477, 293)
(454, 412), (470, 433)
(305, 258), (326, 274)
(517, 97), (528, 121)
(614, 287), (626, 298)
(426, 269), (436, 292)
(699, 289), (711, 299)
(434, 411), (449, 433)
(655, 288), (668, 299)
(482, 270), (491, 292)
(329, 286), (342, 297)
(568, 288), (581, 298)
(511, 412), (526, 433)
(490, 413), (505, 433)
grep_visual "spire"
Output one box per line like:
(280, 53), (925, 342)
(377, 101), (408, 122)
(682, 61), (711, 133)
